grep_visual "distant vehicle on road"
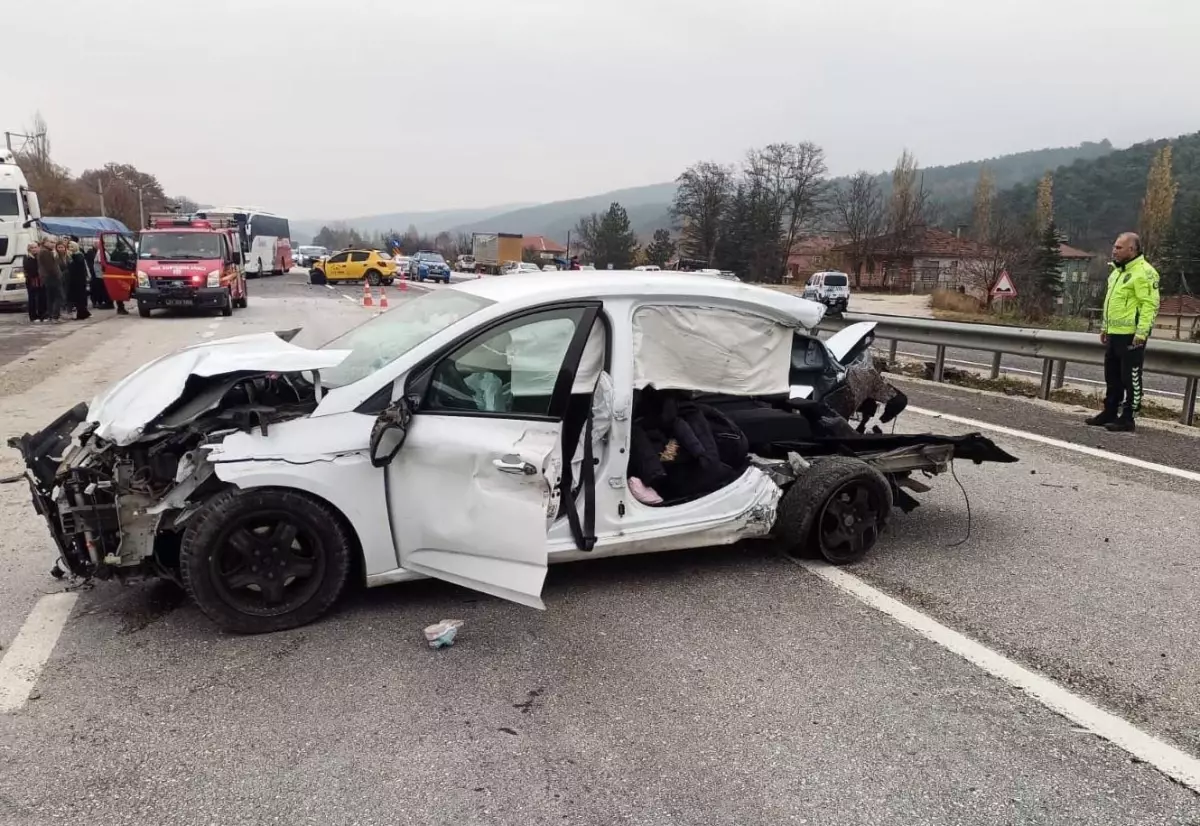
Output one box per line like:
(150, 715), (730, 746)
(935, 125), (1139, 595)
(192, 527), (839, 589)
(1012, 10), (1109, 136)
(803, 271), (851, 314)
(633, 265), (661, 272)
(408, 251), (452, 283)
(311, 249), (398, 284)
(472, 232), (523, 275)
(541, 264), (559, 272)
(133, 214), (248, 317)
(195, 206), (293, 277)
(295, 245), (328, 267)
(455, 254), (476, 272)
(0, 149), (43, 307)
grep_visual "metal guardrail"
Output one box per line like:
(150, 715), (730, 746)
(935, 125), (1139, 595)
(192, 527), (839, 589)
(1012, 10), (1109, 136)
(818, 312), (1200, 426)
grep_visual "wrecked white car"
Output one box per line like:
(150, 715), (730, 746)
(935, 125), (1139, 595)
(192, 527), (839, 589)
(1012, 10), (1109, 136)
(11, 273), (1016, 633)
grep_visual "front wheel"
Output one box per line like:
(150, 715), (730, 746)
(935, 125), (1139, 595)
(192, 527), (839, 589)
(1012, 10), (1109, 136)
(179, 488), (353, 633)
(137, 302), (152, 318)
(234, 282), (248, 309)
(775, 457), (892, 565)
(221, 290), (234, 316)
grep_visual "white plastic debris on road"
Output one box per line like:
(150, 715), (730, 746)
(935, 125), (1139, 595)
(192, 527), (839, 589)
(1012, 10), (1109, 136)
(424, 619), (465, 648)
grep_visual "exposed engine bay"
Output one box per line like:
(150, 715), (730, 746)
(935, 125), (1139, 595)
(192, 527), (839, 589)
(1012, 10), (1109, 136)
(9, 370), (321, 582)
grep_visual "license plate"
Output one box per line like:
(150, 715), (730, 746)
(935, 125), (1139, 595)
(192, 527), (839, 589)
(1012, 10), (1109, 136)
(165, 298), (193, 307)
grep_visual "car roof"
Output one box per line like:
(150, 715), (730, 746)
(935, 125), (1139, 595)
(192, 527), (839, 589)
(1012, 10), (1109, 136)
(452, 271), (825, 327)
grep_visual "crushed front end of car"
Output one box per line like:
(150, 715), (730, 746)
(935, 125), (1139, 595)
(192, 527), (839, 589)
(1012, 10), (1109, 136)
(7, 331), (347, 584)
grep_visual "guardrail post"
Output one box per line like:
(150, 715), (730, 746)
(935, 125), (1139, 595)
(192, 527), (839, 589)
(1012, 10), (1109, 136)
(933, 345), (946, 383)
(1039, 359), (1054, 399)
(888, 339), (898, 364)
(1054, 359), (1067, 390)
(990, 352), (1002, 380)
(1182, 377), (1197, 427)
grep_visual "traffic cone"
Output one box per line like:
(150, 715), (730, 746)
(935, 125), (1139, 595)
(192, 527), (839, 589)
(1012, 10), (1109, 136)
(399, 277), (408, 292)
(362, 281), (373, 307)
(379, 288), (389, 309)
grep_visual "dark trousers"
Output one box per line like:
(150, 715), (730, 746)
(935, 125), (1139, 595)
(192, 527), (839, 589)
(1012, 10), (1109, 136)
(69, 276), (91, 320)
(27, 285), (47, 321)
(1103, 333), (1145, 419)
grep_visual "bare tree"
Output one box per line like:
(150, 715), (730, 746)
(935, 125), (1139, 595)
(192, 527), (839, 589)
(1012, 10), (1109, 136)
(884, 149), (931, 264)
(742, 143), (829, 281)
(573, 212), (602, 264)
(831, 171), (884, 285)
(671, 162), (733, 266)
(13, 112), (89, 215)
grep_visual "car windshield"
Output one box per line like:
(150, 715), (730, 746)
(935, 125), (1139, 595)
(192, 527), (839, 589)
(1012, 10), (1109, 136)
(0, 190), (19, 217)
(299, 246), (326, 255)
(419, 253), (446, 264)
(318, 289), (494, 388)
(824, 274), (848, 286)
(138, 231), (222, 260)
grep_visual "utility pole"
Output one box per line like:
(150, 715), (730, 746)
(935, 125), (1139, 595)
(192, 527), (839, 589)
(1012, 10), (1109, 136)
(135, 186), (145, 229)
(97, 180), (106, 217)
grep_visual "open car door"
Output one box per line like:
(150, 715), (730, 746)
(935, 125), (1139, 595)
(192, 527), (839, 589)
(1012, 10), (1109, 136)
(789, 321), (878, 401)
(98, 231), (138, 303)
(377, 303), (602, 608)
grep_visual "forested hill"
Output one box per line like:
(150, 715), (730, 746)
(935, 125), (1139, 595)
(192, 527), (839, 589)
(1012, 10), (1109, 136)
(996, 132), (1200, 250)
(897, 140), (1114, 204)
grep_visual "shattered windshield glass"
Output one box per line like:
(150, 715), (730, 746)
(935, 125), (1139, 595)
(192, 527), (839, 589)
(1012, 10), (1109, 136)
(318, 289), (494, 388)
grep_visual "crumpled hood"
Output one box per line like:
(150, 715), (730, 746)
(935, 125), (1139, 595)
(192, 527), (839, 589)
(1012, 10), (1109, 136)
(89, 331), (352, 446)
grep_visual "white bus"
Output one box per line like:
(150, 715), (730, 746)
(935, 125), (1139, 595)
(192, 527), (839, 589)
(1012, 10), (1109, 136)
(195, 206), (292, 276)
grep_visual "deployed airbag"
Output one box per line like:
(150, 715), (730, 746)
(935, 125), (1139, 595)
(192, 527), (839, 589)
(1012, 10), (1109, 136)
(632, 305), (793, 396)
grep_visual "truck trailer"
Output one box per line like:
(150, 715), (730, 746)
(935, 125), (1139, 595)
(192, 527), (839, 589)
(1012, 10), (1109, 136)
(471, 232), (523, 274)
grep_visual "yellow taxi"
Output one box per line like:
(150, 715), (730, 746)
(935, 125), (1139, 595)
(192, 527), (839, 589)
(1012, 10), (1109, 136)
(310, 249), (398, 285)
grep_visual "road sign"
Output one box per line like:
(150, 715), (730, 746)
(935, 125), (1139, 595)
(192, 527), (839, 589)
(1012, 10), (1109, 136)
(990, 271), (1018, 298)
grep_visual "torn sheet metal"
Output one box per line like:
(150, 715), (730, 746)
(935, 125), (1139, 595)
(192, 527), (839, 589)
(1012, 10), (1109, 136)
(89, 332), (351, 446)
(632, 305), (794, 396)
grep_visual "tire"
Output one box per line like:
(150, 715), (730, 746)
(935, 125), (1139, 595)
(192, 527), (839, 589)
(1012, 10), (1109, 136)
(221, 290), (234, 316)
(179, 488), (352, 633)
(382, 277), (394, 286)
(365, 269), (381, 286)
(775, 457), (892, 565)
(234, 283), (248, 309)
(137, 302), (152, 318)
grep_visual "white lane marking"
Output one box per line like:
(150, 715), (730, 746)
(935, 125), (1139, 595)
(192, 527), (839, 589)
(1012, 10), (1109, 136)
(200, 320), (222, 339)
(894, 350), (1185, 399)
(325, 283), (335, 291)
(907, 407), (1200, 484)
(0, 592), (79, 713)
(797, 560), (1200, 793)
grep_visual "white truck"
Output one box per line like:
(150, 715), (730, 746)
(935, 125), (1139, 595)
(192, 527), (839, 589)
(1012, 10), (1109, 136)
(0, 149), (43, 308)
(471, 232), (523, 275)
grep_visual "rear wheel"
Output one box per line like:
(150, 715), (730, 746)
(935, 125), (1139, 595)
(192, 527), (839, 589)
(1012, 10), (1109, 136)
(179, 488), (353, 633)
(775, 457), (892, 565)
(365, 269), (381, 286)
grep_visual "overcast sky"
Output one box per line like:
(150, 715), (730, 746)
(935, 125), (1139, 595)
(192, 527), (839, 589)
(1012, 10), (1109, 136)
(5, 0), (1197, 220)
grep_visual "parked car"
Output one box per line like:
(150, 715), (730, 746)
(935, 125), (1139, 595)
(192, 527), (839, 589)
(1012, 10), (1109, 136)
(455, 255), (476, 272)
(408, 251), (452, 283)
(633, 265), (661, 271)
(10, 272), (1017, 633)
(310, 249), (398, 285)
(541, 264), (559, 272)
(803, 271), (851, 314)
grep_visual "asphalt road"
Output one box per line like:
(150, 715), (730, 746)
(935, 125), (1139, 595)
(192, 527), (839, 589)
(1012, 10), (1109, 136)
(1, 273), (1199, 824)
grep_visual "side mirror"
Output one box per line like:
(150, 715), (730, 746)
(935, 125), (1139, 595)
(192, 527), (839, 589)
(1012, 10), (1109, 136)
(26, 190), (42, 220)
(369, 398), (413, 468)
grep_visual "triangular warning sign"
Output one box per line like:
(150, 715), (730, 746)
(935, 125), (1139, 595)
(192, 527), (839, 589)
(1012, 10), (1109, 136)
(990, 271), (1018, 298)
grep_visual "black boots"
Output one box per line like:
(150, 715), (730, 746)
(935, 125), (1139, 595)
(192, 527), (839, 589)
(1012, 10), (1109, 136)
(1104, 419), (1136, 433)
(1085, 410), (1117, 426)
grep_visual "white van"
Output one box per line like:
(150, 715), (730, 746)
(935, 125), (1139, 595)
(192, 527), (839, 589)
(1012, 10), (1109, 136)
(802, 271), (851, 314)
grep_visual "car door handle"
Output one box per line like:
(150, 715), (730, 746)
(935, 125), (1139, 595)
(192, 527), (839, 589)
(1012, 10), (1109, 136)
(493, 456), (537, 475)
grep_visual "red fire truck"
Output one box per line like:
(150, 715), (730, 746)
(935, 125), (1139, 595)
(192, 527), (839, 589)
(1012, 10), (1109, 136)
(131, 214), (249, 318)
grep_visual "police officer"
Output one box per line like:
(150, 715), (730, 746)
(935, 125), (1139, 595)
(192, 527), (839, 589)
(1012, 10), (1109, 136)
(1086, 232), (1160, 432)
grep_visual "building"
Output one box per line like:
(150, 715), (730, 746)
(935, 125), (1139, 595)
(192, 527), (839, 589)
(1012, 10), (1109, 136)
(1058, 242), (1100, 313)
(785, 235), (844, 281)
(1155, 295), (1200, 340)
(522, 235), (567, 261)
(828, 226), (990, 291)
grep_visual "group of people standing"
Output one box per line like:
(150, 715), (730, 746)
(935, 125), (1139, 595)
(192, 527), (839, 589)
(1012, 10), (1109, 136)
(23, 236), (123, 324)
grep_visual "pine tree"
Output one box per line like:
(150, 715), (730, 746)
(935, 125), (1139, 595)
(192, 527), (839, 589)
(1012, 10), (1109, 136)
(593, 202), (639, 270)
(644, 229), (676, 267)
(1138, 145), (1178, 259)
(1030, 220), (1064, 314)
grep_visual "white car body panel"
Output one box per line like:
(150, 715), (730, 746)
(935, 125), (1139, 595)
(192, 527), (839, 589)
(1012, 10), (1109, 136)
(88, 332), (351, 446)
